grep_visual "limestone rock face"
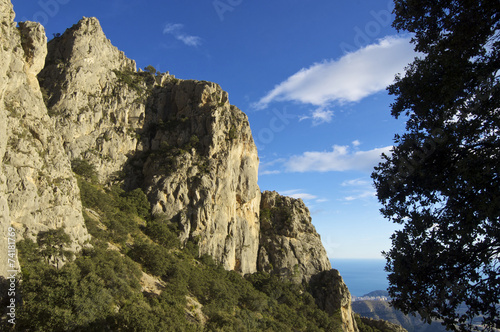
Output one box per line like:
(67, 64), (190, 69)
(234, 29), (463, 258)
(39, 16), (261, 274)
(310, 269), (359, 332)
(0, 3), (89, 277)
(18, 21), (47, 79)
(141, 79), (261, 274)
(258, 191), (331, 283)
(38, 17), (142, 182)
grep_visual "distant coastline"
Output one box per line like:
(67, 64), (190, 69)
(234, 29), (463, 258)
(330, 259), (389, 297)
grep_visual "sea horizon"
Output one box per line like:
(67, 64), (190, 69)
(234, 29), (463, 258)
(330, 258), (389, 297)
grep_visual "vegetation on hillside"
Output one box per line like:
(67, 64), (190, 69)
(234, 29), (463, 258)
(0, 164), (344, 331)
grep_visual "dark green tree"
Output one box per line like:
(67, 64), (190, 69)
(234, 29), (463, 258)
(144, 65), (157, 75)
(37, 228), (73, 267)
(71, 158), (98, 183)
(372, 0), (499, 330)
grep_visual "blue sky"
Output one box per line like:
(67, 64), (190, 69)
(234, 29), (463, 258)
(12, 0), (417, 259)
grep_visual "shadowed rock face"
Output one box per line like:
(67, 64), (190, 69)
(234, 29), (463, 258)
(258, 190), (331, 283)
(310, 269), (359, 332)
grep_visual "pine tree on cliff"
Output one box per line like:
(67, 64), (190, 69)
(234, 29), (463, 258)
(372, 0), (499, 330)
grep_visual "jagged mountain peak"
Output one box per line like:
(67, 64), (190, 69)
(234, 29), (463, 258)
(44, 16), (135, 75)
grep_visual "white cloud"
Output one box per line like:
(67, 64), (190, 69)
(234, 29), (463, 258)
(259, 170), (281, 176)
(285, 145), (392, 173)
(340, 177), (377, 201)
(259, 158), (286, 176)
(300, 108), (334, 125)
(163, 23), (201, 47)
(344, 190), (376, 201)
(352, 140), (361, 147)
(254, 35), (417, 110)
(293, 193), (318, 200)
(341, 178), (370, 187)
(163, 23), (183, 34)
(280, 189), (318, 201)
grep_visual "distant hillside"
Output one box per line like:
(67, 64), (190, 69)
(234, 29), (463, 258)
(362, 290), (389, 298)
(352, 300), (447, 332)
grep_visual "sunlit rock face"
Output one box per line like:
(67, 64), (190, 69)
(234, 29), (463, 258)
(0, 2), (90, 278)
(142, 78), (261, 274)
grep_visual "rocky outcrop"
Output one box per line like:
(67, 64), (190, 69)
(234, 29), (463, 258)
(0, 0), (89, 277)
(258, 191), (331, 283)
(310, 269), (359, 332)
(141, 79), (261, 274)
(38, 17), (142, 182)
(359, 317), (408, 332)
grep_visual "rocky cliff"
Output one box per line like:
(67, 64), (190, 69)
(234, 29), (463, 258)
(37, 17), (261, 274)
(140, 79), (261, 274)
(1, 4), (359, 330)
(38, 17), (141, 183)
(358, 317), (408, 332)
(310, 269), (359, 332)
(258, 190), (331, 283)
(353, 300), (447, 332)
(0, 0), (90, 277)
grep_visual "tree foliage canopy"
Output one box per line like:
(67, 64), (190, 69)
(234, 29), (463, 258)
(372, 0), (499, 330)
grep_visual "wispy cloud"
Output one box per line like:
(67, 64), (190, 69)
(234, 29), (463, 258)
(258, 143), (392, 175)
(260, 170), (281, 176)
(344, 190), (376, 201)
(285, 145), (392, 173)
(259, 158), (286, 176)
(163, 23), (201, 47)
(280, 189), (317, 200)
(341, 177), (376, 202)
(254, 35), (417, 123)
(299, 108), (334, 125)
(279, 189), (327, 204)
(341, 178), (370, 187)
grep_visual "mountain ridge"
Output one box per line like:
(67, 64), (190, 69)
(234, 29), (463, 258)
(0, 2), (406, 330)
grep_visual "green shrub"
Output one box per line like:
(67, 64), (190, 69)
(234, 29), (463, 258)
(127, 241), (172, 276)
(15, 239), (143, 331)
(78, 178), (151, 245)
(145, 217), (179, 249)
(71, 158), (98, 183)
(113, 69), (144, 93)
(121, 188), (151, 220)
(144, 65), (157, 75)
(227, 126), (237, 140)
(36, 228), (73, 264)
